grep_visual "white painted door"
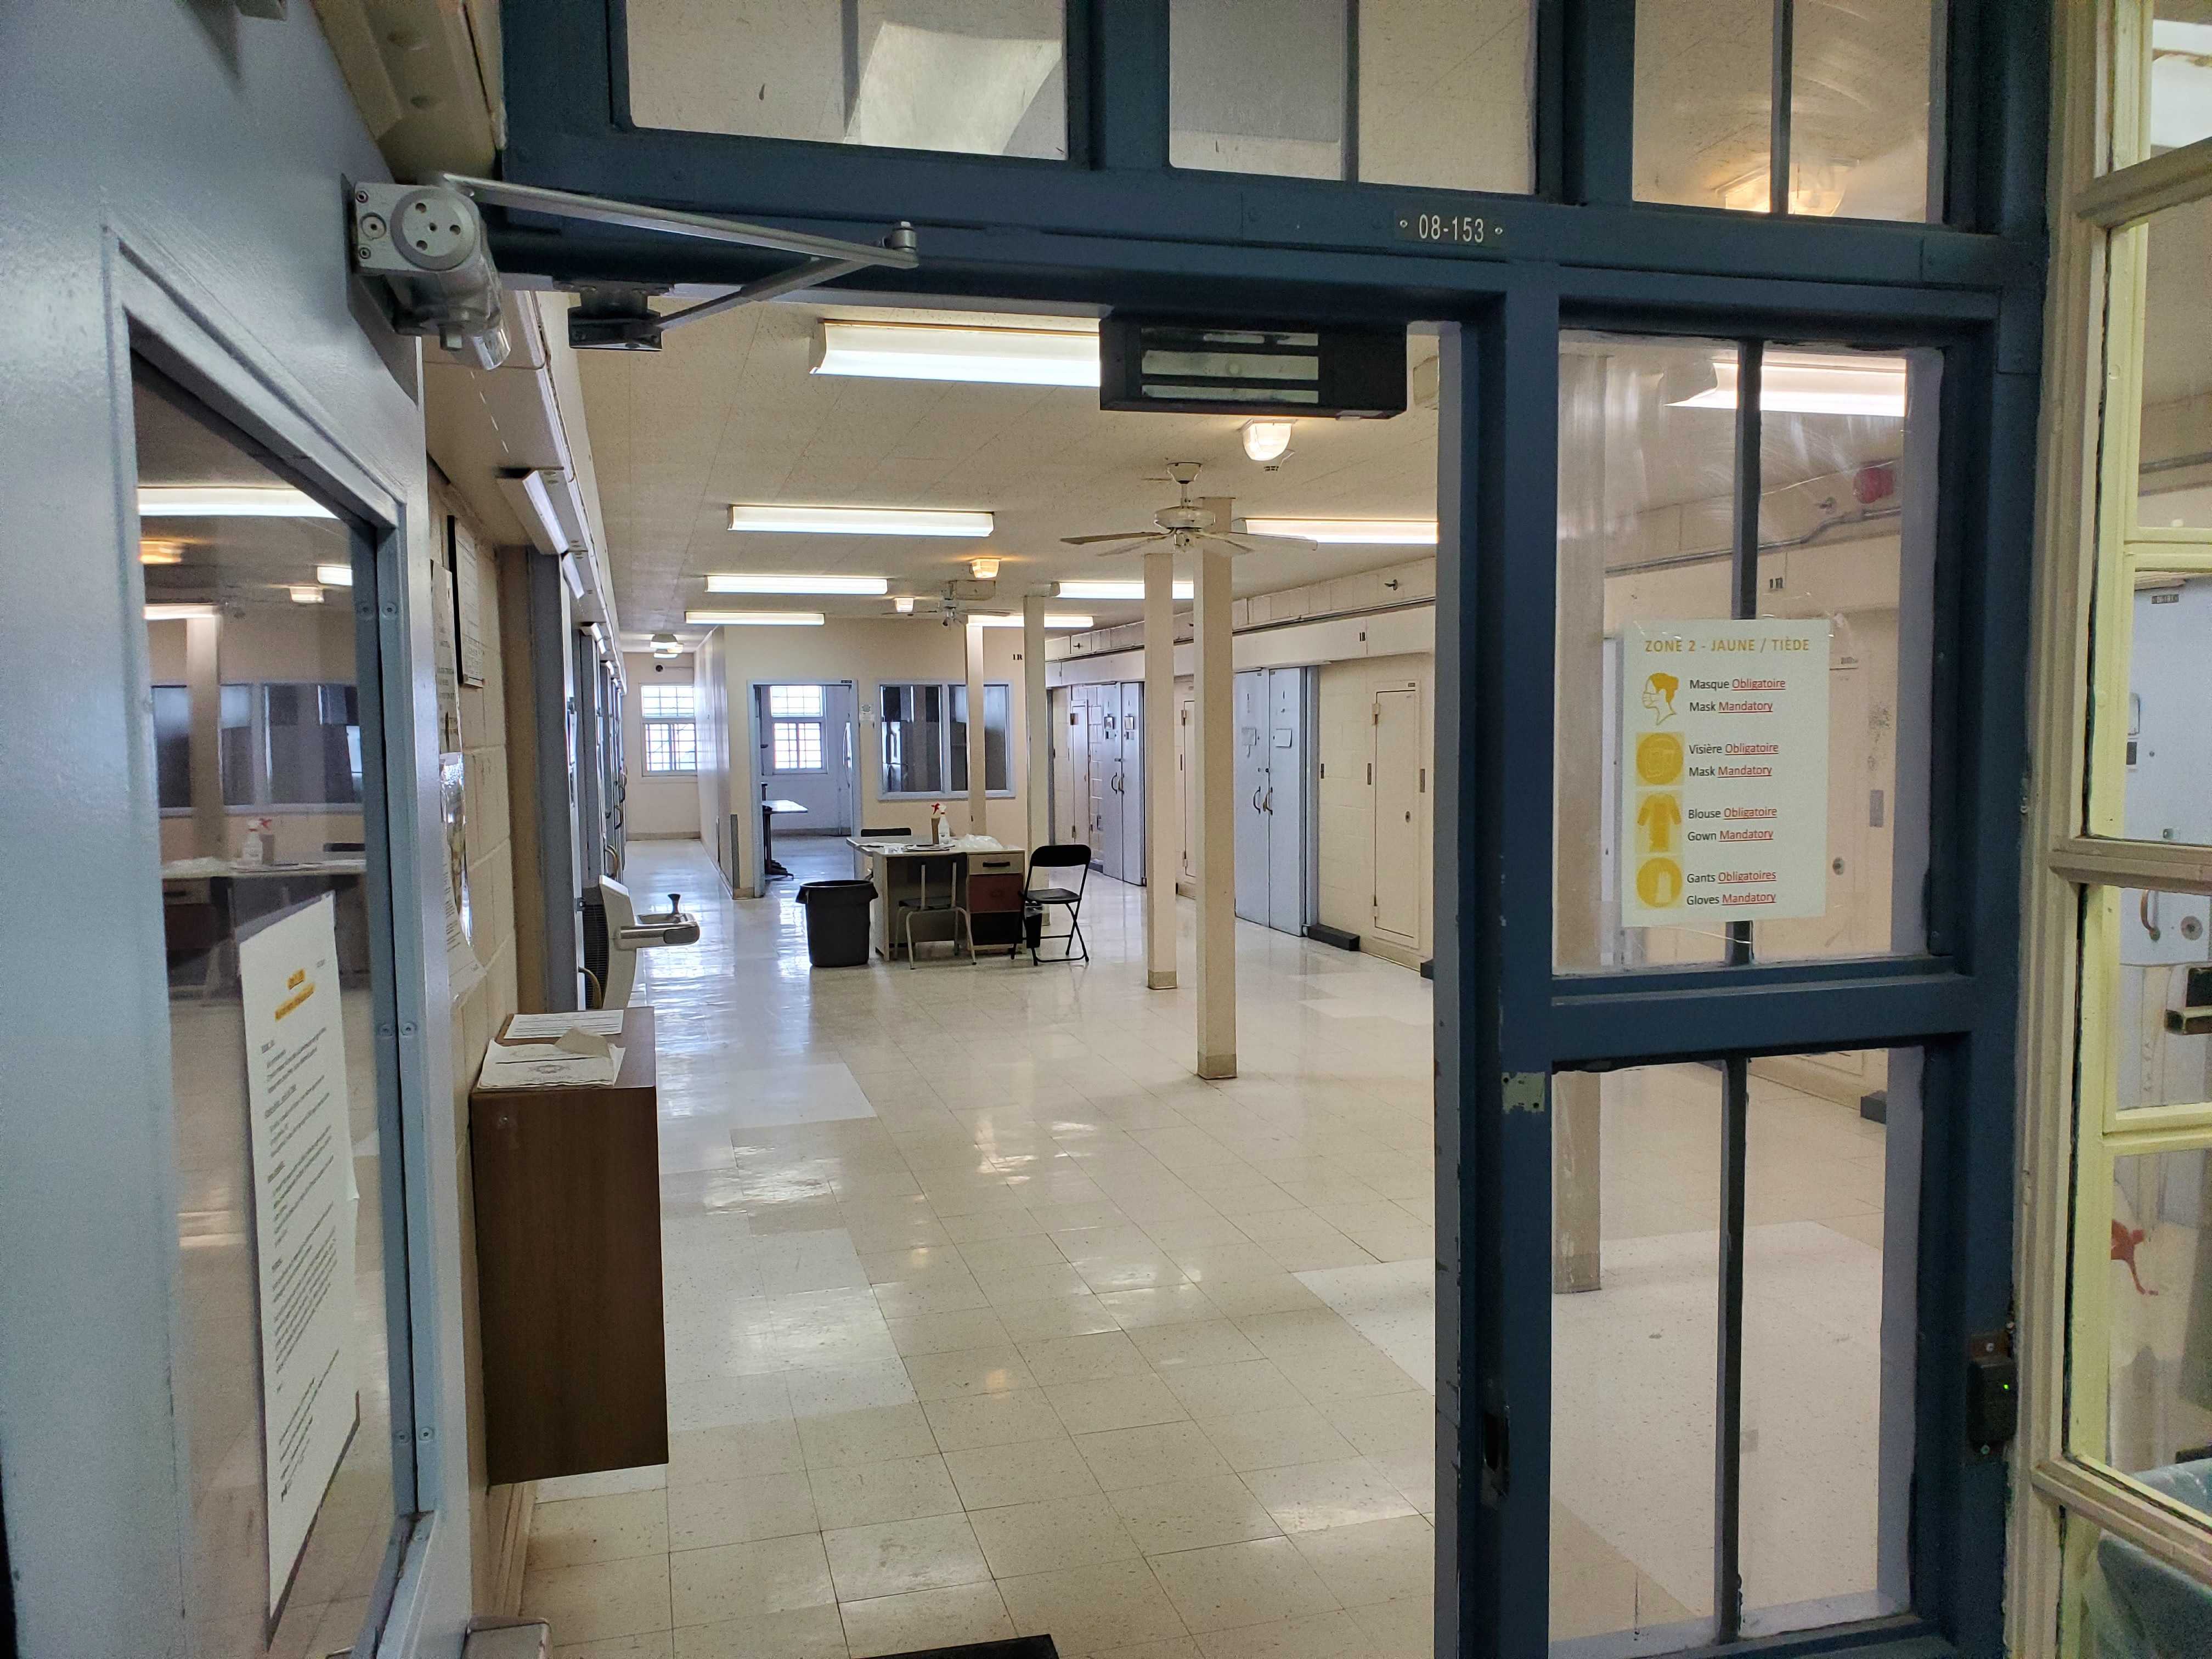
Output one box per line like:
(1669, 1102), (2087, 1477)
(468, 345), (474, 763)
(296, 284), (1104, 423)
(1372, 687), (1422, 945)
(1178, 694), (1195, 884)
(1265, 668), (1308, 933)
(1233, 670), (1269, 923)
(1118, 682), (1145, 885)
(1087, 692), (1114, 872)
(1051, 689), (1080, 844)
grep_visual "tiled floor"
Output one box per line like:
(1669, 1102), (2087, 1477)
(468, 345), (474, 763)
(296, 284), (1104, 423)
(518, 837), (1893, 1657)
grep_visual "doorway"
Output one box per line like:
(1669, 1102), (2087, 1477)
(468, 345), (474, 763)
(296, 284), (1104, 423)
(1233, 666), (1314, 934)
(1370, 683), (1423, 948)
(755, 681), (856, 837)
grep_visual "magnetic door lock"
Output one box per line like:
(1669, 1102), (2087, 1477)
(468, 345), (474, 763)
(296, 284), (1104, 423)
(1965, 1329), (2016, 1459)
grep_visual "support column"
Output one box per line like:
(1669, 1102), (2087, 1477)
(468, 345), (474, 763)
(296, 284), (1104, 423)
(1192, 544), (1235, 1077)
(184, 613), (226, 858)
(964, 619), (988, 836)
(1024, 594), (1050, 853)
(1143, 547), (1178, 991)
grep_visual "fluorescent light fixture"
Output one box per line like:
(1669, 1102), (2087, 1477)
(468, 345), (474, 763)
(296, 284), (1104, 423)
(144, 602), (219, 620)
(1670, 352), (1909, 417)
(1242, 420), (1295, 462)
(289, 585), (325, 605)
(1245, 517), (1439, 546)
(685, 610), (826, 627)
(730, 504), (994, 538)
(138, 486), (334, 519)
(316, 563), (354, 586)
(968, 557), (1000, 579)
(139, 541), (184, 566)
(1056, 579), (1195, 601)
(705, 573), (889, 595)
(893, 595), (916, 614)
(975, 612), (1091, 629)
(812, 319), (1100, 389)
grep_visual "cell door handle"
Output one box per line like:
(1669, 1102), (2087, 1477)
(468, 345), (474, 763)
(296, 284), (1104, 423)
(1252, 787), (1265, 812)
(2143, 889), (2163, 943)
(1262, 787), (1273, 814)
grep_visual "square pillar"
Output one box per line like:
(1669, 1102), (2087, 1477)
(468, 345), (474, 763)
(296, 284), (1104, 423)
(964, 619), (988, 836)
(1193, 544), (1235, 1077)
(1143, 546), (1178, 991)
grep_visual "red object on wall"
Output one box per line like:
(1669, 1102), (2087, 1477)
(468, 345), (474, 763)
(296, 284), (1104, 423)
(1854, 462), (1897, 505)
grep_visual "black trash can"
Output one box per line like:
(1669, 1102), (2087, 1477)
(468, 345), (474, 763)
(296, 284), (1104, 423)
(795, 880), (875, 967)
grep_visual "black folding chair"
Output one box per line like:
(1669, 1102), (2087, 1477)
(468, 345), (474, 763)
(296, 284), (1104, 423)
(1022, 843), (1091, 964)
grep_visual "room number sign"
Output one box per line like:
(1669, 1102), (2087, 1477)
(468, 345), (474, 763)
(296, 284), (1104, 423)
(1395, 208), (1502, 247)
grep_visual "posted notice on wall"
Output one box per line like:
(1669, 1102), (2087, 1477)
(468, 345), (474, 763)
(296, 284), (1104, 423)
(237, 895), (358, 1613)
(1619, 619), (1830, 927)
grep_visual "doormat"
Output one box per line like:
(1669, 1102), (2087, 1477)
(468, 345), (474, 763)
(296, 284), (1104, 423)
(874, 1640), (1058, 1659)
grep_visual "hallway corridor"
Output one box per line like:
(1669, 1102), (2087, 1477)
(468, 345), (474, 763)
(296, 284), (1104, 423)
(522, 839), (1441, 1658)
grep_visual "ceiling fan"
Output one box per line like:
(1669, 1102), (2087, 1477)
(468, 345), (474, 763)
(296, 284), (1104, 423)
(1060, 461), (1314, 558)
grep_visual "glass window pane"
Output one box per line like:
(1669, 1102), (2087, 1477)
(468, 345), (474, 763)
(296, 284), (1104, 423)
(985, 682), (1011, 793)
(950, 684), (970, 794)
(881, 682), (945, 794)
(2151, 8), (2212, 156)
(1550, 1062), (1718, 1648)
(1740, 1049), (1916, 1633)
(768, 684), (823, 718)
(2098, 887), (2212, 1115)
(1170, 0), (1533, 191)
(2115, 576), (2212, 845)
(2106, 1146), (2212, 1474)
(1634, 0), (1774, 208)
(1750, 346), (1939, 964)
(772, 720), (823, 771)
(135, 361), (398, 1658)
(1550, 1049), (1916, 1649)
(625, 1), (1069, 160)
(2068, 1509), (2212, 1659)
(1789, 0), (1938, 222)
(1555, 335), (1741, 971)
(642, 683), (695, 720)
(2135, 195), (2212, 532)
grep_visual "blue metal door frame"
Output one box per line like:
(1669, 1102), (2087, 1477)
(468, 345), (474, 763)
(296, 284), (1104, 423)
(496, 7), (2045, 1656)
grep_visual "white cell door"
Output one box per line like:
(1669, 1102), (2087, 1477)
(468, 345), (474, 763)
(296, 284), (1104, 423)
(1265, 668), (1308, 933)
(1372, 687), (1423, 945)
(1233, 670), (1270, 923)
(1088, 694), (1115, 872)
(1118, 682), (1145, 885)
(1178, 695), (1195, 885)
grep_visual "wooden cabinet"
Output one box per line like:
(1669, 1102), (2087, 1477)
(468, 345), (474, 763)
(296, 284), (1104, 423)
(469, 1007), (667, 1485)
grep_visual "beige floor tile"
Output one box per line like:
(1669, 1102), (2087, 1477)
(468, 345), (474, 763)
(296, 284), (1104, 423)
(551, 1634), (674, 1659)
(522, 1554), (673, 1645)
(1242, 1460), (1417, 1534)
(1193, 1277), (1329, 1319)
(1284, 1350), (1424, 1406)
(1128, 1321), (1266, 1372)
(1080, 1640), (1203, 1659)
(1075, 1421), (1234, 1492)
(797, 1404), (939, 1470)
(667, 1472), (817, 1550)
(668, 1421), (805, 1486)
(1197, 1407), (1362, 1475)
(885, 1308), (1014, 1357)
(923, 1389), (1071, 1452)
(528, 1491), (670, 1570)
(823, 1513), (991, 1601)
(1147, 1538), (1340, 1634)
(1287, 1515), (1435, 1606)
(1367, 1447), (1434, 1515)
(786, 1362), (918, 1419)
(995, 1294), (1125, 1341)
(1158, 1361), (1308, 1420)
(1094, 1285), (1220, 1329)
(902, 1345), (1039, 1402)
(669, 1534), (835, 1626)
(1046, 1375), (1190, 1436)
(1020, 1331), (1152, 1385)
(966, 1493), (1144, 1578)
(806, 1453), (962, 1530)
(997, 1559), (1190, 1652)
(672, 1604), (847, 1659)
(943, 1437), (1102, 1509)
(1190, 1609), (1380, 1659)
(837, 1582), (1016, 1657)
(1341, 1598), (1432, 1659)
(538, 1464), (669, 1502)
(1109, 1476), (1284, 1555)
(1317, 1394), (1432, 1457)
(956, 1233), (1074, 1275)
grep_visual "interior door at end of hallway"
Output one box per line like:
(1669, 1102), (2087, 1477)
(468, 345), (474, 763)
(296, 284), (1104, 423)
(1234, 670), (1271, 924)
(1178, 696), (1195, 884)
(1119, 681), (1145, 885)
(1265, 668), (1310, 934)
(1089, 694), (1116, 874)
(1372, 687), (1422, 945)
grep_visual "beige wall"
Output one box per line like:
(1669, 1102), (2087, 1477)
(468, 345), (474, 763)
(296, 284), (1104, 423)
(691, 619), (1035, 894)
(620, 651), (699, 839)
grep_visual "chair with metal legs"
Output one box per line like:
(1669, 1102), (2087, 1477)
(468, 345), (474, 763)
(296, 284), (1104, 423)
(1022, 844), (1091, 965)
(900, 854), (973, 968)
